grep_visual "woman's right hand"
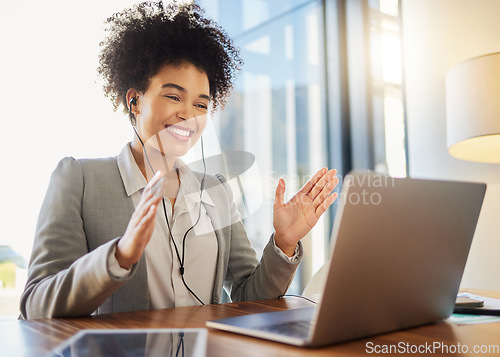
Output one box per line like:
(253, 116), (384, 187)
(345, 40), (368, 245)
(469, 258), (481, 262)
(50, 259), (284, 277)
(115, 171), (164, 269)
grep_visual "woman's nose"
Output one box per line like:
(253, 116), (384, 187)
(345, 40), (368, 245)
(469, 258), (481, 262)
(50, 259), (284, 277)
(177, 102), (195, 121)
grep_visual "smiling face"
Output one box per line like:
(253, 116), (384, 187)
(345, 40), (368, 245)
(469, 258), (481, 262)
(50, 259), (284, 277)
(129, 62), (210, 173)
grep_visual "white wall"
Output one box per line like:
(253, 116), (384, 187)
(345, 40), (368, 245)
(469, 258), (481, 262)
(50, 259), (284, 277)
(403, 0), (500, 290)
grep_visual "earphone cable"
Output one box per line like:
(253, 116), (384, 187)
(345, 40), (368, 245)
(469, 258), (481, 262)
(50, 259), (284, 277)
(130, 107), (206, 305)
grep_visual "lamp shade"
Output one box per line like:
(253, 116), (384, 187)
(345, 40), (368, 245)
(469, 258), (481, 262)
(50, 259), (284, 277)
(446, 52), (500, 163)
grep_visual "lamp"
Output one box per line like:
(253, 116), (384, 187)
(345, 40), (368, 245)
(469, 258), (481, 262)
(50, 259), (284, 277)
(446, 52), (500, 163)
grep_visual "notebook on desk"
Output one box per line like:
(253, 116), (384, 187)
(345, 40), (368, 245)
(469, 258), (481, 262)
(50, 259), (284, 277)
(206, 172), (486, 347)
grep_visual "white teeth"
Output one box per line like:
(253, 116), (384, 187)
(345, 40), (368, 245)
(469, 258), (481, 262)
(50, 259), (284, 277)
(168, 126), (191, 137)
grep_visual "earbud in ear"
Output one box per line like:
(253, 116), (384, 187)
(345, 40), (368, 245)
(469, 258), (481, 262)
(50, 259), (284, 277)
(129, 97), (138, 125)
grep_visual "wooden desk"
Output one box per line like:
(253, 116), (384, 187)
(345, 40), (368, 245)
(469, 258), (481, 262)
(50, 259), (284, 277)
(3, 289), (500, 356)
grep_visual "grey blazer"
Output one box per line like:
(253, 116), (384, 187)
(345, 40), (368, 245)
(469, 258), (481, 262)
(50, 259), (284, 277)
(20, 156), (302, 319)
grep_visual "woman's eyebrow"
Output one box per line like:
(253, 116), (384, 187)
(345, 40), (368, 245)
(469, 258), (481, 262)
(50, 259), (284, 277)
(162, 83), (185, 91)
(161, 83), (210, 101)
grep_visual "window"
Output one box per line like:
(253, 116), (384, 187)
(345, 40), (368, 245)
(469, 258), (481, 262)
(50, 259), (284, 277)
(200, 0), (330, 292)
(368, 0), (407, 177)
(200, 0), (408, 294)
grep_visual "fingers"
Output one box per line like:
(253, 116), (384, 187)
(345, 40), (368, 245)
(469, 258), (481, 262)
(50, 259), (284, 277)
(307, 168), (338, 217)
(137, 203), (157, 232)
(299, 167), (327, 195)
(131, 171), (164, 228)
(313, 176), (339, 206)
(305, 168), (337, 201)
(143, 170), (164, 196)
(313, 175), (339, 217)
(315, 192), (338, 217)
(274, 178), (286, 209)
(140, 171), (164, 204)
(116, 172), (163, 268)
(116, 203), (157, 269)
(134, 191), (161, 226)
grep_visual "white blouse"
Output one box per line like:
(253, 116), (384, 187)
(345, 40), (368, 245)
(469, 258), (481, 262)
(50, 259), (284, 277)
(110, 143), (218, 308)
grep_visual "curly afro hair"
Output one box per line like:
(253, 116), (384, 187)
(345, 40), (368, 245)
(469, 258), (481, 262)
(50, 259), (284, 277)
(97, 1), (243, 120)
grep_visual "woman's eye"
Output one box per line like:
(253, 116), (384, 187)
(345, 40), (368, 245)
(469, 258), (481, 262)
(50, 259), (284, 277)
(165, 95), (180, 101)
(196, 104), (208, 110)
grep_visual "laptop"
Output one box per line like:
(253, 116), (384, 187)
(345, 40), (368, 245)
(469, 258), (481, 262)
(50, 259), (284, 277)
(206, 171), (486, 347)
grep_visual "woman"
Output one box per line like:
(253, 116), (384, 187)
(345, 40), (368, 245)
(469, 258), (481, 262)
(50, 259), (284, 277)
(20, 1), (338, 319)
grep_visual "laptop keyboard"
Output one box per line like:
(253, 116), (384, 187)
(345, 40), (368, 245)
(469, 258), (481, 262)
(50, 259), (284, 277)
(256, 320), (312, 338)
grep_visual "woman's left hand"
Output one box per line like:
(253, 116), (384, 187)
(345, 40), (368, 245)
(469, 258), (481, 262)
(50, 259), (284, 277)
(273, 167), (339, 256)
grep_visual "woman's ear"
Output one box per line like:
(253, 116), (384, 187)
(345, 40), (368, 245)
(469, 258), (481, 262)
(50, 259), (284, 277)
(126, 88), (141, 125)
(126, 88), (140, 112)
